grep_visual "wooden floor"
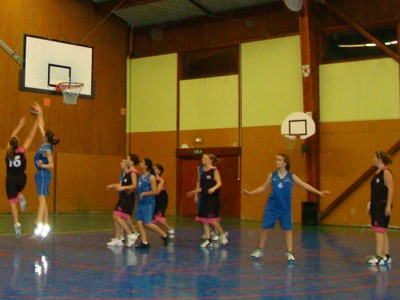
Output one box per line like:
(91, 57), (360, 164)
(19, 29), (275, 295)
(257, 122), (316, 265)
(0, 214), (399, 299)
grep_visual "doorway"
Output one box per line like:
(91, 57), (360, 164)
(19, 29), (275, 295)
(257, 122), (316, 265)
(176, 147), (241, 219)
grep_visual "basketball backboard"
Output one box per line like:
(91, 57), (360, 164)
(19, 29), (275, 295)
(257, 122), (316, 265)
(281, 112), (315, 139)
(19, 34), (95, 98)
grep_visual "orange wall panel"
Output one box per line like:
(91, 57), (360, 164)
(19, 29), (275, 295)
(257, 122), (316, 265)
(55, 153), (122, 213)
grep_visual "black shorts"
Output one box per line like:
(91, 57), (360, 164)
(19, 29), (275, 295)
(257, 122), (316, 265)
(370, 201), (391, 229)
(114, 192), (136, 216)
(197, 195), (221, 219)
(6, 173), (27, 199)
(154, 194), (168, 217)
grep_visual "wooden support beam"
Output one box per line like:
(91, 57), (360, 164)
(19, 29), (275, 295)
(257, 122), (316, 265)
(299, 0), (321, 204)
(96, 0), (163, 13)
(317, 0), (400, 63)
(319, 139), (400, 222)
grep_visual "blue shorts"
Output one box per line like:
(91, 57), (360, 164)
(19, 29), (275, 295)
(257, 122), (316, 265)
(35, 170), (51, 196)
(136, 200), (155, 224)
(262, 206), (292, 231)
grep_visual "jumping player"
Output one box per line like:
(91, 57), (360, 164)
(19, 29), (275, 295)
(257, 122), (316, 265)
(32, 102), (60, 238)
(242, 153), (329, 262)
(6, 116), (39, 238)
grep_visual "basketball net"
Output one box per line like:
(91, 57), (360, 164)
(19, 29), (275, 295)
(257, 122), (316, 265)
(58, 82), (84, 105)
(285, 135), (300, 150)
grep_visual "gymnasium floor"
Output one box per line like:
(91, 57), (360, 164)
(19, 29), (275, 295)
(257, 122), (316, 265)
(0, 214), (399, 299)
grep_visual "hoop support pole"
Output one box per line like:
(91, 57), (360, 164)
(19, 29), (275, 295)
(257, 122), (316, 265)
(0, 39), (22, 68)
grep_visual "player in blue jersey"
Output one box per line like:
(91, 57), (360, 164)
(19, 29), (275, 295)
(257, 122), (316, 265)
(135, 158), (169, 249)
(31, 102), (60, 238)
(242, 153), (329, 262)
(366, 151), (394, 266)
(6, 116), (39, 238)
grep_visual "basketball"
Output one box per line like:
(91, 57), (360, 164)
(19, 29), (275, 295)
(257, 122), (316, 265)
(30, 105), (40, 115)
(55, 84), (61, 93)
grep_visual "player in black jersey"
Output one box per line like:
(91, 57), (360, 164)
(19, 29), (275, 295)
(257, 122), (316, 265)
(367, 151), (394, 265)
(6, 116), (39, 238)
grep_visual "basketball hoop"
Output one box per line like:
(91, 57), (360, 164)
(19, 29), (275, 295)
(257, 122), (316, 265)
(57, 82), (84, 105)
(285, 134), (300, 151)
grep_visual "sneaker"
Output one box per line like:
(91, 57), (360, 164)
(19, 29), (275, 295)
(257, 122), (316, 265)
(34, 223), (44, 236)
(41, 224), (51, 238)
(211, 231), (219, 241)
(200, 239), (212, 248)
(125, 234), (138, 248)
(168, 228), (175, 238)
(108, 238), (124, 247)
(385, 254), (392, 264)
(251, 248), (264, 259)
(14, 222), (22, 239)
(161, 235), (169, 246)
(219, 233), (228, 245)
(367, 255), (386, 266)
(107, 238), (124, 247)
(287, 252), (295, 262)
(19, 194), (27, 212)
(135, 242), (150, 249)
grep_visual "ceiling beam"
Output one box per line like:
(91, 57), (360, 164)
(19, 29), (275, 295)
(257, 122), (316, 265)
(186, 0), (214, 15)
(317, 0), (400, 63)
(96, 0), (163, 13)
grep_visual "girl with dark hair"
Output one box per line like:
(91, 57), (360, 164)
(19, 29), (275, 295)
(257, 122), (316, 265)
(242, 153), (329, 262)
(5, 116), (39, 238)
(153, 164), (175, 238)
(32, 102), (60, 238)
(135, 158), (169, 249)
(188, 153), (228, 248)
(366, 151), (394, 265)
(106, 154), (140, 247)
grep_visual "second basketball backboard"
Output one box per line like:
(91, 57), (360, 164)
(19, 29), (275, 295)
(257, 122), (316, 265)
(281, 112), (315, 139)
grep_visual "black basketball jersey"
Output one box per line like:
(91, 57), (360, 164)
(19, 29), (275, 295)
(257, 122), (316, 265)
(370, 167), (392, 203)
(6, 148), (27, 175)
(200, 167), (220, 196)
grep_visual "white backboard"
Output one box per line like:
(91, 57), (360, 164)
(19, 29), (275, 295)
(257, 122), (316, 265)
(20, 35), (94, 98)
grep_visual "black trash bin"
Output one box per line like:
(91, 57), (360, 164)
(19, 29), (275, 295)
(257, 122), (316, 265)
(301, 201), (319, 226)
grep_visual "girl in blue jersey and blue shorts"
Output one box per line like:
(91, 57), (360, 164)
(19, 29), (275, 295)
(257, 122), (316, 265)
(242, 153), (329, 262)
(135, 158), (169, 249)
(32, 102), (60, 238)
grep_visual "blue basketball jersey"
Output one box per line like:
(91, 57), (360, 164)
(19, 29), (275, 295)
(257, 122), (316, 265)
(34, 144), (53, 170)
(267, 171), (294, 210)
(138, 173), (155, 202)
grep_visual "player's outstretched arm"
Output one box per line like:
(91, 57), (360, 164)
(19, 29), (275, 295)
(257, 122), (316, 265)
(293, 174), (330, 197)
(242, 173), (272, 196)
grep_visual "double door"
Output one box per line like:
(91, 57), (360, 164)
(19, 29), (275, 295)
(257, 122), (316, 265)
(176, 147), (241, 218)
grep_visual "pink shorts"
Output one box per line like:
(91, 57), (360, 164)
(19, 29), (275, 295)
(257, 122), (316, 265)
(372, 226), (387, 233)
(196, 216), (220, 224)
(113, 211), (130, 220)
(8, 195), (19, 204)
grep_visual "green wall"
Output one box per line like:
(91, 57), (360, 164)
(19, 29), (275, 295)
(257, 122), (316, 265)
(127, 53), (177, 133)
(320, 58), (400, 122)
(180, 75), (239, 130)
